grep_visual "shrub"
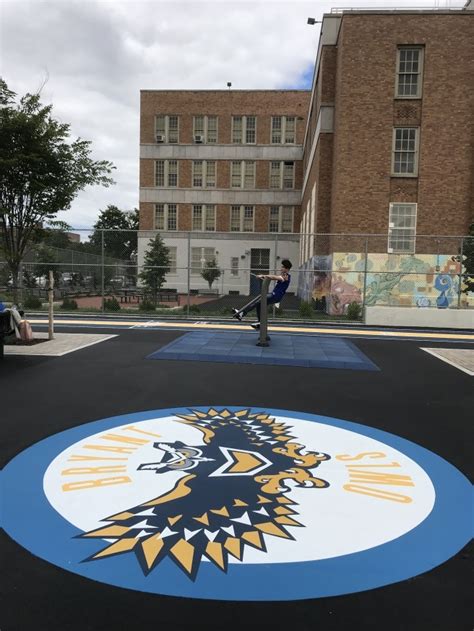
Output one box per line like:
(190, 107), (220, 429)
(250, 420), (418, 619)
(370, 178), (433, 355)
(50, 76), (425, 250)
(346, 301), (362, 320)
(299, 301), (314, 319)
(23, 294), (43, 309)
(103, 297), (121, 312)
(60, 297), (78, 310)
(188, 304), (201, 314)
(139, 299), (156, 312)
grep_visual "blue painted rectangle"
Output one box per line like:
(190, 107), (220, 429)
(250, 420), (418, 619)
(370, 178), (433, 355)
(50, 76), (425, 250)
(147, 332), (379, 371)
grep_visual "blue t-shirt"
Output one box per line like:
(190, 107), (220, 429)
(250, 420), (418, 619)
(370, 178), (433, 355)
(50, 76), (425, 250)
(272, 273), (291, 301)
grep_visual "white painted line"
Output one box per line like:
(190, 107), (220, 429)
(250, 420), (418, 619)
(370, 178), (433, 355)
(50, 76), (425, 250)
(421, 348), (474, 376)
(54, 334), (118, 356)
(5, 335), (118, 357)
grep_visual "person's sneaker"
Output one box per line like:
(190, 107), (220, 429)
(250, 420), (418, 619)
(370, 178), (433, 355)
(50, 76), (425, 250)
(250, 322), (260, 330)
(231, 308), (243, 321)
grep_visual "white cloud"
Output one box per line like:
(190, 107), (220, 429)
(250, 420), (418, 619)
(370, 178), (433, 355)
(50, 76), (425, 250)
(0, 0), (464, 231)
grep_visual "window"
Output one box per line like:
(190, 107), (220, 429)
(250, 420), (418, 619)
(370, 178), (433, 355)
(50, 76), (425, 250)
(192, 205), (216, 231)
(230, 205), (254, 232)
(155, 160), (179, 187)
(191, 247), (216, 274)
(155, 115), (179, 143)
(231, 161), (256, 188)
(230, 257), (239, 276)
(271, 116), (296, 144)
(193, 116), (218, 143)
(168, 247), (177, 274)
(388, 203), (417, 253)
(396, 47), (423, 98)
(192, 161), (216, 187)
(269, 161), (295, 189)
(154, 204), (177, 231)
(392, 128), (419, 176)
(269, 206), (294, 233)
(232, 116), (257, 144)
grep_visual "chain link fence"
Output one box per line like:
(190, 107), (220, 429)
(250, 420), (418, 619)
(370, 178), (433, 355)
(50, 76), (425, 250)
(0, 229), (472, 320)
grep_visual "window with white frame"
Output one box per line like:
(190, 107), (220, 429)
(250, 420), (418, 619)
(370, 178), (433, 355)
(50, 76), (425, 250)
(392, 128), (419, 176)
(230, 205), (254, 232)
(155, 115), (179, 143)
(269, 161), (295, 189)
(191, 247), (216, 274)
(396, 47), (423, 98)
(155, 160), (178, 187)
(192, 161), (216, 188)
(231, 161), (256, 188)
(269, 206), (294, 233)
(154, 204), (178, 231)
(192, 205), (216, 231)
(230, 257), (239, 276)
(193, 115), (218, 143)
(167, 246), (177, 274)
(388, 203), (417, 253)
(271, 116), (296, 144)
(232, 116), (257, 144)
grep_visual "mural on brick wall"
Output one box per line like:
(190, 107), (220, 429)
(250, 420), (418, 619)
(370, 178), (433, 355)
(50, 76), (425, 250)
(299, 253), (473, 315)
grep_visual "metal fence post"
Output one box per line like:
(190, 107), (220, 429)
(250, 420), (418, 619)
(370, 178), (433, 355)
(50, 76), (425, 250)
(361, 236), (369, 313)
(457, 236), (464, 309)
(186, 232), (191, 318)
(257, 277), (271, 347)
(273, 233), (278, 318)
(101, 230), (105, 313)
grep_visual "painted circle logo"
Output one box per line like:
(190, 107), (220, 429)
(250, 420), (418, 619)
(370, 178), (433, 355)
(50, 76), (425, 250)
(1, 407), (471, 600)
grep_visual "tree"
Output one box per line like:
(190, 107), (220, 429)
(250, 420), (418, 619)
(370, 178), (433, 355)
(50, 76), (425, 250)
(139, 234), (170, 305)
(201, 257), (221, 290)
(87, 205), (139, 261)
(38, 220), (74, 250)
(0, 79), (115, 296)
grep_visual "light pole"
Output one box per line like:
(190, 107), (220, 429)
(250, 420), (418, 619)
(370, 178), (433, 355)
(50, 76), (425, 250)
(307, 17), (322, 25)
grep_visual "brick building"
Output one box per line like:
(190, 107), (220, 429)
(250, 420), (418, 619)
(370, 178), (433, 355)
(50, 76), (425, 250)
(139, 90), (310, 294)
(139, 6), (473, 308)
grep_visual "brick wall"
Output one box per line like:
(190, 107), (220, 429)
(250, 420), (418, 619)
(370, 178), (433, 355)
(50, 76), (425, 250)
(329, 13), (474, 236)
(140, 90), (309, 236)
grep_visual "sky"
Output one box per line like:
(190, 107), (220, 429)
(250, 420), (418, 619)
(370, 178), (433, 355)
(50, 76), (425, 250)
(0, 0), (464, 235)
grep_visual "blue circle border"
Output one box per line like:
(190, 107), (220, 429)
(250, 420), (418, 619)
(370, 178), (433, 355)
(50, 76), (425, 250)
(1, 406), (472, 601)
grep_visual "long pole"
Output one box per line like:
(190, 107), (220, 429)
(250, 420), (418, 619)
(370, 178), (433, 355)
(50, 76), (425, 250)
(457, 237), (464, 309)
(257, 277), (271, 347)
(361, 236), (369, 319)
(186, 232), (191, 317)
(48, 270), (54, 340)
(101, 230), (105, 313)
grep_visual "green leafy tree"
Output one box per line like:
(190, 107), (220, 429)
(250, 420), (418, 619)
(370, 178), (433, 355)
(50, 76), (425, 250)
(32, 245), (62, 286)
(139, 234), (170, 305)
(87, 205), (139, 260)
(38, 220), (74, 250)
(0, 79), (115, 297)
(201, 257), (221, 290)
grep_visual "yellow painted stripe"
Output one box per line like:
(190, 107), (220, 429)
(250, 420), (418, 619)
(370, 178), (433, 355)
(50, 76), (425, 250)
(28, 319), (474, 341)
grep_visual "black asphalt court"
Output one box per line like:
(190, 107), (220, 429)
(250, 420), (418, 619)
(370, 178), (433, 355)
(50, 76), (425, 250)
(1, 327), (473, 631)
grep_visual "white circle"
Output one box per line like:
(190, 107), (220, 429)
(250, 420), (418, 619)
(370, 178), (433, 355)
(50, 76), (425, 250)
(44, 414), (435, 563)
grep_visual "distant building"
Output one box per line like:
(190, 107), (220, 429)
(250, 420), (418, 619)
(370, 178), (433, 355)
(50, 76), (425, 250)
(139, 6), (474, 308)
(139, 89), (309, 295)
(66, 232), (81, 243)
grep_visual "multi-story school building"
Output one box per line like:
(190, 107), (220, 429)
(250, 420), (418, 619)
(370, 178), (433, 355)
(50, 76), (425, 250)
(139, 5), (474, 309)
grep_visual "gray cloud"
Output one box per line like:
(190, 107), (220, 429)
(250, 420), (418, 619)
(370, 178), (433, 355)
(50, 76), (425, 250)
(0, 0), (462, 230)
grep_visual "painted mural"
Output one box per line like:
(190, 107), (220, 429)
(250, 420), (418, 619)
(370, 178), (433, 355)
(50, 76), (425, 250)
(298, 253), (473, 316)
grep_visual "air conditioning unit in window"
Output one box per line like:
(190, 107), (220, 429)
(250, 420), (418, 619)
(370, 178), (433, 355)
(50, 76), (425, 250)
(194, 135), (204, 143)
(156, 134), (165, 143)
